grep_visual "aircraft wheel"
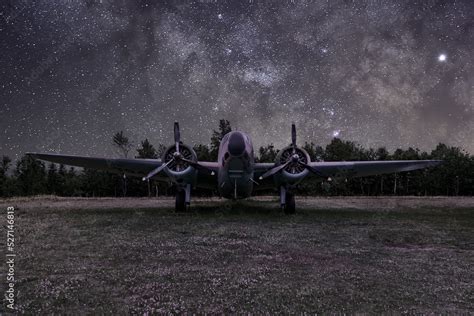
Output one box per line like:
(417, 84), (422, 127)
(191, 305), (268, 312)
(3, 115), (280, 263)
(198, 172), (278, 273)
(175, 189), (187, 213)
(284, 192), (296, 215)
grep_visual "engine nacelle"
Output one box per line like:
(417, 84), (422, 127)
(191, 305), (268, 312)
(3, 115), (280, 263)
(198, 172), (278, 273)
(273, 146), (311, 185)
(162, 143), (198, 183)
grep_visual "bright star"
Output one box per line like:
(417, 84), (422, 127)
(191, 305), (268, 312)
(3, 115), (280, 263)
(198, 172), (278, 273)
(332, 130), (340, 137)
(217, 14), (223, 20)
(438, 54), (447, 62)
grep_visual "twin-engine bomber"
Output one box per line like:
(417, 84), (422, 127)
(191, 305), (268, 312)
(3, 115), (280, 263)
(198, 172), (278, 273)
(28, 122), (441, 213)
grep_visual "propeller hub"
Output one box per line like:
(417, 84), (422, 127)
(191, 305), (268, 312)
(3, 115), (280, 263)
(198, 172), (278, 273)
(278, 147), (308, 175)
(173, 151), (182, 160)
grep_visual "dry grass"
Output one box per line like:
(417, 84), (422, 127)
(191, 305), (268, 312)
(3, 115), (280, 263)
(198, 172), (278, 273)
(1, 196), (473, 314)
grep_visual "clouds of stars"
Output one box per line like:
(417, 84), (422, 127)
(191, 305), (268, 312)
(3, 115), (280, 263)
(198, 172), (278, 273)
(1, 0), (473, 159)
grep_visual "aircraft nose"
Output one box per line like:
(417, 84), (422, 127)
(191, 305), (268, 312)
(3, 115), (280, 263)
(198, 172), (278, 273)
(228, 132), (246, 156)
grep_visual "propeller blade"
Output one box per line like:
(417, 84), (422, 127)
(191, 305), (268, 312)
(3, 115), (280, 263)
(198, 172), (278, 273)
(181, 158), (215, 175)
(258, 160), (323, 181)
(291, 122), (297, 154)
(142, 159), (173, 181)
(291, 123), (296, 148)
(259, 160), (291, 180)
(174, 121), (180, 152)
(299, 161), (324, 177)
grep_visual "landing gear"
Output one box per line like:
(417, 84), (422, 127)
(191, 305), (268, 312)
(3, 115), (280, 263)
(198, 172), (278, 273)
(280, 186), (296, 215)
(175, 189), (186, 212)
(175, 184), (191, 213)
(285, 192), (296, 214)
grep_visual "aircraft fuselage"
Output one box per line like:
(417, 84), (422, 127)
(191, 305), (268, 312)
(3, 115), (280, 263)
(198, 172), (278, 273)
(217, 131), (255, 199)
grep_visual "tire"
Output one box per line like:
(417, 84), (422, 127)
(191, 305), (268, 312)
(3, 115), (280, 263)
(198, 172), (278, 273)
(284, 192), (296, 215)
(175, 189), (186, 213)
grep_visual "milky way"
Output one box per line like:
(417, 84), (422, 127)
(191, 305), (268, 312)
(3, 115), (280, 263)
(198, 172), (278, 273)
(1, 0), (473, 160)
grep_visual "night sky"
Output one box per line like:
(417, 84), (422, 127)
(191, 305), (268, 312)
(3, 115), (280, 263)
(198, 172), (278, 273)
(1, 0), (473, 160)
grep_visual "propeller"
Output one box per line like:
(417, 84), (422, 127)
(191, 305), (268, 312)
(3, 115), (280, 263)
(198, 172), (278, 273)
(259, 155), (296, 179)
(299, 161), (324, 177)
(178, 156), (215, 175)
(142, 122), (215, 181)
(142, 159), (173, 181)
(259, 123), (323, 180)
(291, 122), (297, 154)
(174, 121), (180, 153)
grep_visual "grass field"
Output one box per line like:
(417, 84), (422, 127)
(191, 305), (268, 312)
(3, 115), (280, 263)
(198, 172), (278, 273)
(1, 196), (473, 314)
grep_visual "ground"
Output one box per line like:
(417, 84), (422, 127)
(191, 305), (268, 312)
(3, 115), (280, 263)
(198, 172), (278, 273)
(1, 196), (473, 314)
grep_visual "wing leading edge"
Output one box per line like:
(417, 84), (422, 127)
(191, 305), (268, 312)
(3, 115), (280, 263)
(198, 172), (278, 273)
(308, 160), (442, 178)
(27, 153), (164, 178)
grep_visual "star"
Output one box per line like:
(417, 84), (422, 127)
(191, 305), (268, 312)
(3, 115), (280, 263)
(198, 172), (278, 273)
(438, 54), (447, 62)
(217, 14), (223, 20)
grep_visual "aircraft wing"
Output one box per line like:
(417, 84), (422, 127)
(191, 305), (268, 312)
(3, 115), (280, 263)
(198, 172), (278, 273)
(27, 153), (168, 179)
(308, 160), (442, 178)
(27, 152), (220, 188)
(253, 159), (441, 189)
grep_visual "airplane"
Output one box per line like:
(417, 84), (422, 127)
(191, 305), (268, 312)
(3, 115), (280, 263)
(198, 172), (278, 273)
(28, 122), (442, 214)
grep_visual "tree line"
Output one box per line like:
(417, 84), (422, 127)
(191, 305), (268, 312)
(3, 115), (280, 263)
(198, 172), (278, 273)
(1, 119), (473, 197)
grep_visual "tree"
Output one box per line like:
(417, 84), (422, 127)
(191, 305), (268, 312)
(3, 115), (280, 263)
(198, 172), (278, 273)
(81, 168), (118, 197)
(15, 155), (47, 196)
(324, 138), (365, 161)
(376, 147), (389, 160)
(112, 131), (133, 158)
(194, 144), (212, 161)
(112, 131), (133, 196)
(373, 147), (390, 195)
(136, 139), (158, 159)
(303, 142), (325, 162)
(325, 139), (386, 195)
(156, 143), (167, 158)
(136, 139), (158, 196)
(63, 167), (80, 196)
(1, 156), (11, 175)
(210, 119), (232, 159)
(258, 144), (278, 162)
(47, 163), (59, 194)
(429, 143), (471, 196)
(0, 156), (13, 197)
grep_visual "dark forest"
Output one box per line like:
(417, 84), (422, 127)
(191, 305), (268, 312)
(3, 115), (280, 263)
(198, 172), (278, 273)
(2, 120), (473, 198)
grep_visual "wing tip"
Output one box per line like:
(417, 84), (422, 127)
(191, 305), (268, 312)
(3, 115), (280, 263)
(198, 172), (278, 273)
(26, 152), (54, 159)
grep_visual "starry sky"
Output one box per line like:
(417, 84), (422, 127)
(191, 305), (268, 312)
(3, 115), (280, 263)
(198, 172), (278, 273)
(1, 0), (473, 160)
